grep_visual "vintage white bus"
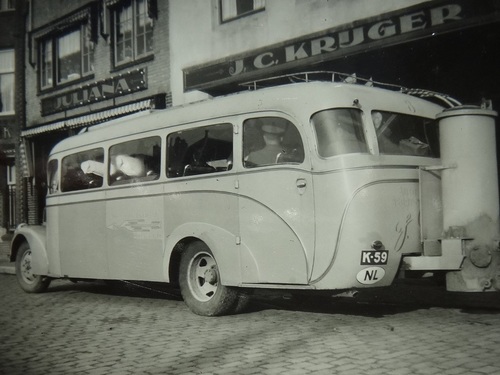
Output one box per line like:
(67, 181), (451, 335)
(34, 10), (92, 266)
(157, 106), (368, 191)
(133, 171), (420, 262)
(11, 72), (500, 316)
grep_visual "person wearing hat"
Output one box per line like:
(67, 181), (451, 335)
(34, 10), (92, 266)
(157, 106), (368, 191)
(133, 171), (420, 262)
(246, 118), (287, 166)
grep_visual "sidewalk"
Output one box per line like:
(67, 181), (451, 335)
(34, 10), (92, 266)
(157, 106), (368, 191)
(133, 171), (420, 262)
(0, 239), (15, 274)
(0, 260), (15, 275)
(0, 260), (16, 275)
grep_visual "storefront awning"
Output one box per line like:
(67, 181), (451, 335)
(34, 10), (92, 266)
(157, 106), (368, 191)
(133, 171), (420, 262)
(21, 99), (153, 138)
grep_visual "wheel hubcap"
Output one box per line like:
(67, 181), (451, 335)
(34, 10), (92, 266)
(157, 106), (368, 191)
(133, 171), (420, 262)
(188, 252), (219, 302)
(204, 267), (218, 285)
(21, 250), (36, 284)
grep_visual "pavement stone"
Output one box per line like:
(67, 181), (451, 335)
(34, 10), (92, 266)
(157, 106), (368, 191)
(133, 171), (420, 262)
(1, 271), (500, 374)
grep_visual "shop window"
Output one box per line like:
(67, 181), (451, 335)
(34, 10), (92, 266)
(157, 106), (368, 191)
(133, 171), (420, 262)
(39, 23), (95, 90)
(108, 136), (161, 185)
(220, 0), (265, 22)
(167, 123), (233, 178)
(0, 49), (14, 114)
(113, 0), (154, 67)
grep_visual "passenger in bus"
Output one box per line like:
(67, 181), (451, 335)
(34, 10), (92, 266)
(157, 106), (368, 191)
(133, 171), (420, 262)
(246, 118), (287, 166)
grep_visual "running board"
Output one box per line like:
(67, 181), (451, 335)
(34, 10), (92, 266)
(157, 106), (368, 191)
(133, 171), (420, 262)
(239, 283), (315, 290)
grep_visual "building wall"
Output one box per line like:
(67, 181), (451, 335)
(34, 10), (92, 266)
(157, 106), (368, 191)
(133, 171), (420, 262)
(25, 0), (171, 129)
(0, 0), (24, 240)
(21, 0), (171, 225)
(169, 0), (431, 105)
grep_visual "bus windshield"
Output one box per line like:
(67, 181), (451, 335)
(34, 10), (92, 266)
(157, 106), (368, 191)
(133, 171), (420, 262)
(372, 110), (439, 157)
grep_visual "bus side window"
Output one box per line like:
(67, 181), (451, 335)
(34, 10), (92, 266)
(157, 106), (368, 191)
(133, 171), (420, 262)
(108, 136), (161, 185)
(243, 117), (304, 168)
(167, 123), (233, 178)
(312, 109), (367, 157)
(61, 148), (104, 192)
(47, 159), (59, 194)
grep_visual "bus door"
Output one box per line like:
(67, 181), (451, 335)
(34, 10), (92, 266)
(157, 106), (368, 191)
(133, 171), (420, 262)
(164, 122), (240, 274)
(58, 148), (108, 279)
(105, 136), (165, 281)
(238, 116), (314, 285)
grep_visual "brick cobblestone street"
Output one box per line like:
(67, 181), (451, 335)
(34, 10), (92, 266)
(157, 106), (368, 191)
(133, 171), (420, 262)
(0, 272), (499, 375)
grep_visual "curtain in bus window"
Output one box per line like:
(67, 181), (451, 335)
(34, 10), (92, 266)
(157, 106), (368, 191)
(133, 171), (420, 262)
(108, 136), (161, 185)
(61, 148), (104, 192)
(312, 109), (367, 157)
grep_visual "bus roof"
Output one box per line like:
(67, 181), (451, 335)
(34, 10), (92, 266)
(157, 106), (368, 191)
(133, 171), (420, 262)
(49, 81), (444, 156)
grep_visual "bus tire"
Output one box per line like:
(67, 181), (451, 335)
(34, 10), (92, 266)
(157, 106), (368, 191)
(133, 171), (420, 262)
(179, 241), (238, 316)
(233, 293), (251, 314)
(15, 242), (51, 293)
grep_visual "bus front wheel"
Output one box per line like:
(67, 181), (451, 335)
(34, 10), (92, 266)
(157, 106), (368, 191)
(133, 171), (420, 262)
(15, 242), (51, 293)
(179, 241), (238, 316)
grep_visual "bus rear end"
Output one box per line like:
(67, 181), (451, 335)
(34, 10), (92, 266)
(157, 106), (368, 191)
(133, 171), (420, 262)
(307, 83), (499, 293)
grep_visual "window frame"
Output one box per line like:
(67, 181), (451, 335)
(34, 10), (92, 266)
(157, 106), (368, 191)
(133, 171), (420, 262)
(0, 49), (15, 115)
(112, 0), (154, 68)
(243, 116), (305, 168)
(0, 0), (14, 11)
(39, 22), (95, 91)
(61, 148), (104, 193)
(311, 108), (369, 158)
(108, 135), (162, 186)
(166, 123), (234, 178)
(220, 0), (265, 23)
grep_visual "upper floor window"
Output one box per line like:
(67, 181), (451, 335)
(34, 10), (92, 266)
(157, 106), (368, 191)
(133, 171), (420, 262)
(0, 0), (14, 11)
(113, 0), (154, 66)
(40, 23), (95, 90)
(0, 49), (15, 115)
(221, 0), (265, 22)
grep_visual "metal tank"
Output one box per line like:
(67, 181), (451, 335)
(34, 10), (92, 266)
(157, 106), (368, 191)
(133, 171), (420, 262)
(437, 105), (500, 291)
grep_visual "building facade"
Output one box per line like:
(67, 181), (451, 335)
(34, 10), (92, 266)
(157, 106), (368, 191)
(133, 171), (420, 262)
(170, 0), (500, 108)
(11, 0), (500, 228)
(20, 0), (170, 224)
(0, 0), (24, 253)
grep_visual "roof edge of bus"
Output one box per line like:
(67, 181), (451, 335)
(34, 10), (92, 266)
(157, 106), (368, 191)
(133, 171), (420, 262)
(49, 80), (445, 156)
(79, 110), (155, 134)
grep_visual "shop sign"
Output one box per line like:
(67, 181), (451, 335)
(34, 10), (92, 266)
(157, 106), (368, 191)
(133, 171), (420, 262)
(184, 0), (499, 91)
(41, 68), (147, 116)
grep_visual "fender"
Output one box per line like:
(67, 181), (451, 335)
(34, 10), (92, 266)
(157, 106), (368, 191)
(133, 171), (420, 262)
(163, 222), (241, 286)
(11, 224), (50, 276)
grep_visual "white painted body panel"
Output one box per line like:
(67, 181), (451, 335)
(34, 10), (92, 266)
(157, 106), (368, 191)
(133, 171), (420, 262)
(23, 81), (494, 292)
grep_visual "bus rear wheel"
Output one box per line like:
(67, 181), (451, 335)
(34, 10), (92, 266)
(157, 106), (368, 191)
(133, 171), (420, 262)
(179, 241), (238, 316)
(15, 242), (51, 293)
